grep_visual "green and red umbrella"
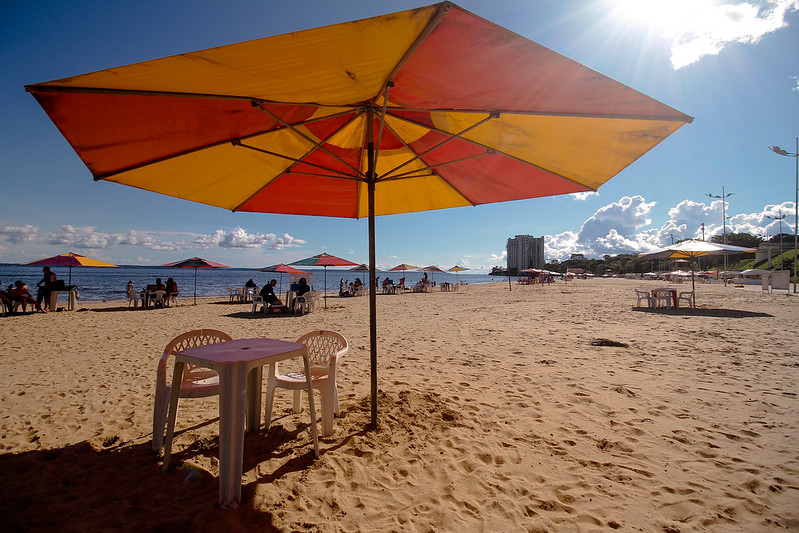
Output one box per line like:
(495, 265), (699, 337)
(290, 253), (358, 308)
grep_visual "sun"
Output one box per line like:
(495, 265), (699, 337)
(609, 0), (703, 37)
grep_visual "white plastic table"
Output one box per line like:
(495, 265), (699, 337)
(161, 338), (320, 507)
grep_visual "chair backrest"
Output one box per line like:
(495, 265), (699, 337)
(158, 329), (232, 386)
(295, 330), (348, 372)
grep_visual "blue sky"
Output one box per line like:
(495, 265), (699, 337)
(2, 0), (798, 272)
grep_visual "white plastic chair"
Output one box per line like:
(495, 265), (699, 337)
(127, 289), (140, 308)
(152, 329), (232, 452)
(227, 287), (236, 302)
(653, 289), (672, 309)
(150, 290), (167, 308)
(634, 288), (652, 308)
(677, 290), (695, 308)
(264, 330), (348, 437)
(167, 292), (179, 307)
(251, 294), (264, 314)
(296, 291), (319, 314)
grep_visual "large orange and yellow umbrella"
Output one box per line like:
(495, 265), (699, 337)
(26, 2), (692, 427)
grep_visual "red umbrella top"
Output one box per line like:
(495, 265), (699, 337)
(389, 263), (419, 272)
(290, 253), (358, 267)
(259, 263), (307, 274)
(161, 257), (230, 269)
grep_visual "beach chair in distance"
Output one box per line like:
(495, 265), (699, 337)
(127, 289), (140, 308)
(251, 294), (264, 314)
(264, 330), (348, 437)
(150, 290), (167, 308)
(634, 288), (652, 308)
(677, 290), (695, 308)
(151, 329), (232, 452)
(167, 291), (179, 307)
(297, 291), (318, 315)
(653, 289), (672, 309)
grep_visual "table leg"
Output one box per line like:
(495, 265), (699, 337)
(217, 363), (248, 508)
(161, 361), (185, 471)
(302, 354), (320, 459)
(245, 366), (262, 432)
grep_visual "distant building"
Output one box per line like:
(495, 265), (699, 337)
(570, 253), (585, 261)
(506, 235), (545, 275)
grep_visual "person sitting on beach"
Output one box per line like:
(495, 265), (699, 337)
(259, 279), (282, 308)
(9, 280), (45, 313)
(0, 281), (16, 312)
(166, 278), (178, 295)
(165, 278), (179, 306)
(296, 277), (311, 297)
(126, 280), (135, 294)
(339, 278), (350, 297)
(245, 279), (256, 288)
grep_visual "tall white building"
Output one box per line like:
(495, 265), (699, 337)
(506, 235), (545, 274)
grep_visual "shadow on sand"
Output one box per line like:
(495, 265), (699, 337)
(632, 307), (774, 318)
(0, 421), (332, 532)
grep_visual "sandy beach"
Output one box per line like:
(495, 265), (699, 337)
(1, 278), (797, 532)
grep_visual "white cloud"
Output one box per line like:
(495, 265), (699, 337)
(791, 75), (799, 91)
(270, 233), (307, 250)
(544, 196), (798, 261)
(570, 191), (598, 201)
(193, 227), (280, 249)
(668, 0), (799, 69)
(612, 0), (799, 69)
(0, 223), (38, 243)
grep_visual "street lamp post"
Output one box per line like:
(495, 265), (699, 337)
(766, 210), (786, 269)
(706, 186), (734, 284)
(769, 138), (799, 294)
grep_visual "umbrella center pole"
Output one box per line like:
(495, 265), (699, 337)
(367, 108), (379, 430)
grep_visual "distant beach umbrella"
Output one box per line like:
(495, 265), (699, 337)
(27, 3), (691, 431)
(259, 263), (307, 293)
(349, 264), (372, 272)
(389, 264), (418, 272)
(638, 241), (756, 299)
(418, 265), (445, 282)
(290, 253), (358, 308)
(448, 265), (469, 283)
(24, 251), (117, 285)
(161, 257), (230, 305)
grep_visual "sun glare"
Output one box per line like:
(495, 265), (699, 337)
(611, 0), (701, 37)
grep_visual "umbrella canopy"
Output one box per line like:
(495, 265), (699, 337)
(291, 253), (358, 308)
(389, 264), (418, 272)
(259, 263), (308, 293)
(25, 251), (117, 285)
(349, 264), (373, 272)
(448, 265), (469, 283)
(161, 256), (230, 305)
(639, 241), (755, 295)
(27, 2), (691, 428)
(259, 263), (306, 274)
